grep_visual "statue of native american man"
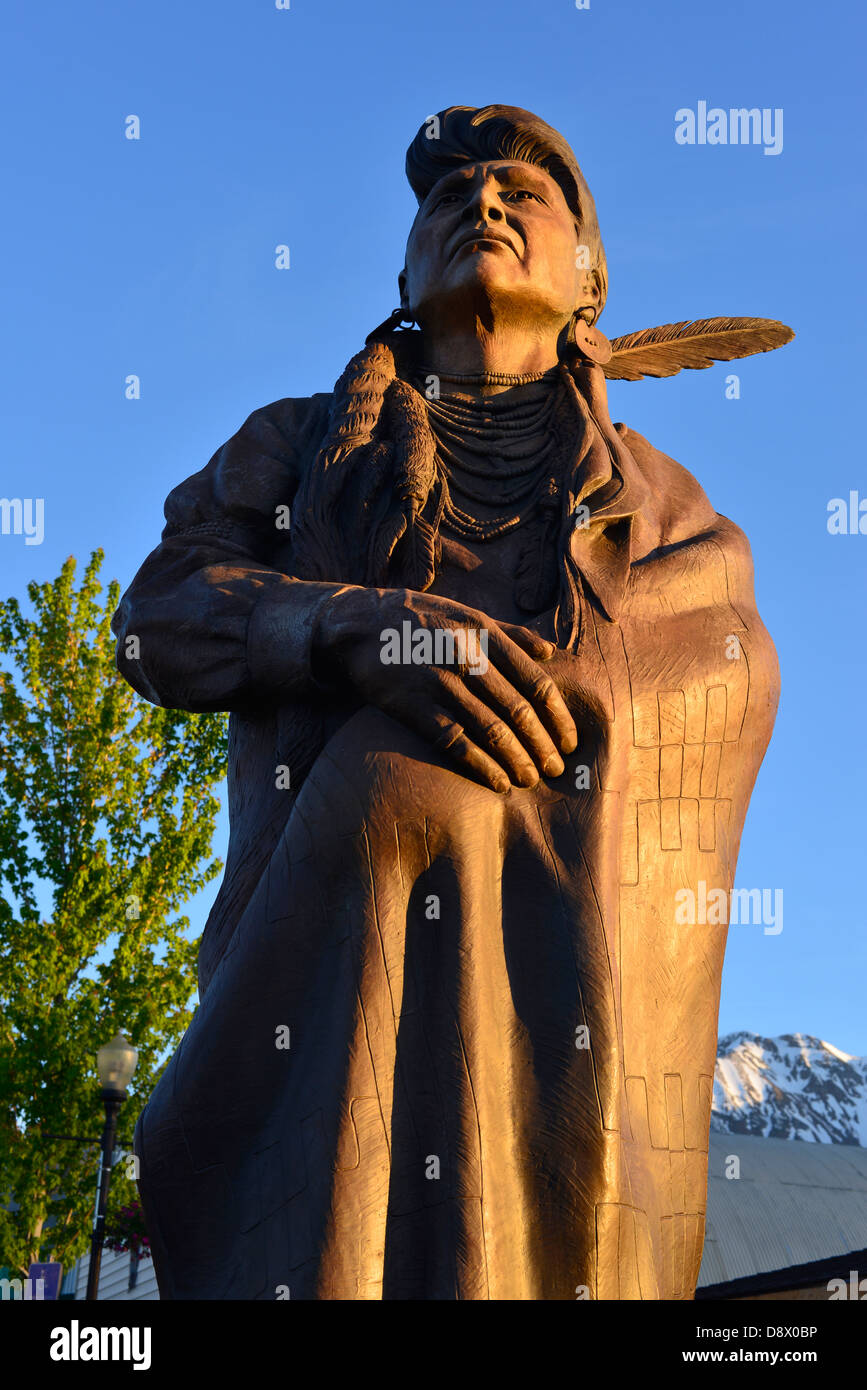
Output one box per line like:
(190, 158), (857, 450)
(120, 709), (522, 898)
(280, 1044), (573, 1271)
(113, 105), (790, 1300)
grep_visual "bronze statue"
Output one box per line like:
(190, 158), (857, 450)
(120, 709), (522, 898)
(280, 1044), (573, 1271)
(114, 105), (790, 1300)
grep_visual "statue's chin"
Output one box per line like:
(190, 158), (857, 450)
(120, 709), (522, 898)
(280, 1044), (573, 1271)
(427, 248), (524, 303)
(420, 278), (563, 336)
(452, 255), (522, 291)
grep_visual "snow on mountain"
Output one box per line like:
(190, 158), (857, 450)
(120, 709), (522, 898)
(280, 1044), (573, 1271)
(711, 1032), (867, 1145)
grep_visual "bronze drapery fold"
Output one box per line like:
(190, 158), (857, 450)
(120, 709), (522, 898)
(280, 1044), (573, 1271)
(117, 357), (780, 1298)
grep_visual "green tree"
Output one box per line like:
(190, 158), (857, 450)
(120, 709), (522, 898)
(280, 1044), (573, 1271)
(0, 550), (227, 1276)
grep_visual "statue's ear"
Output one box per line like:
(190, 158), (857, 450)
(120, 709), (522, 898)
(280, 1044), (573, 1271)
(576, 268), (603, 325)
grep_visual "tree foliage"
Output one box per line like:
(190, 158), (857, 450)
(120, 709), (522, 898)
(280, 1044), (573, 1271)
(0, 550), (227, 1276)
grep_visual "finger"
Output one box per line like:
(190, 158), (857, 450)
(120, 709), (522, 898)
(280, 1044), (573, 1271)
(498, 622), (556, 663)
(436, 672), (543, 787)
(454, 661), (564, 778)
(388, 699), (512, 794)
(485, 627), (578, 755)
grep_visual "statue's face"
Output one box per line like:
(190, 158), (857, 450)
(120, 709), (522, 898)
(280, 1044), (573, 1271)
(401, 159), (598, 335)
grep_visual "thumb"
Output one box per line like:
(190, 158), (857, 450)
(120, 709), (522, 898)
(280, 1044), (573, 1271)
(500, 622), (556, 661)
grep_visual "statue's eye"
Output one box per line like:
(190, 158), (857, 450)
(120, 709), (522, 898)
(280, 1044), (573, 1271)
(504, 189), (542, 203)
(433, 193), (461, 210)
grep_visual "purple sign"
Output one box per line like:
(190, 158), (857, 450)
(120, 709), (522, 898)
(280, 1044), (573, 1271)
(28, 1262), (63, 1300)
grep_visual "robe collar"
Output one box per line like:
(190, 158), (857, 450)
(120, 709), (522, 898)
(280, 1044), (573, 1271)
(561, 368), (651, 623)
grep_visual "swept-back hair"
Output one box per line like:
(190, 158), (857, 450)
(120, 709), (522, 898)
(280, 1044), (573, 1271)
(405, 104), (607, 315)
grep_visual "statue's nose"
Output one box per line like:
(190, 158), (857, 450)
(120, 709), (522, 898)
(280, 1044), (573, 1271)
(460, 188), (506, 224)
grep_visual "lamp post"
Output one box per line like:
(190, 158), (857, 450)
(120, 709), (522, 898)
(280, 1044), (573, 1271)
(85, 1031), (138, 1302)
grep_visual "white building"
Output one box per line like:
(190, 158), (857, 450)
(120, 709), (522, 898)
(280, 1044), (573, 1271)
(64, 1245), (158, 1301)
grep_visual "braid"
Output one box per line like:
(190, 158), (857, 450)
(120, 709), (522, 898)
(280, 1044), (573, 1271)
(372, 376), (440, 591)
(290, 335), (441, 591)
(289, 340), (398, 583)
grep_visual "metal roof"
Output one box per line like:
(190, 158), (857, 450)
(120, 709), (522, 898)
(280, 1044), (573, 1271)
(698, 1132), (867, 1286)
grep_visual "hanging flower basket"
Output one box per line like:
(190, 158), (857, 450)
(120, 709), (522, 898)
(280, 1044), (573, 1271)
(103, 1201), (152, 1259)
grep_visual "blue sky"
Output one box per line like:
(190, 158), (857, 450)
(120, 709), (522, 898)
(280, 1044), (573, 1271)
(2, 0), (865, 1053)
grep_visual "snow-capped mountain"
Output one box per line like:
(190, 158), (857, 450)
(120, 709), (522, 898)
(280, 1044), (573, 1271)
(711, 1032), (867, 1145)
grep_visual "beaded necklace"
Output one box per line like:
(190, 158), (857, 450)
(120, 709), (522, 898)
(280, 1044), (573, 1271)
(417, 366), (568, 543)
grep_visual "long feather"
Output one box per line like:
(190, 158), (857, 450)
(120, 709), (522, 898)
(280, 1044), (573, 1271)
(603, 316), (794, 381)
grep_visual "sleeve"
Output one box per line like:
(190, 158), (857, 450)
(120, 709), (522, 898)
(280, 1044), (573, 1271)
(111, 394), (358, 712)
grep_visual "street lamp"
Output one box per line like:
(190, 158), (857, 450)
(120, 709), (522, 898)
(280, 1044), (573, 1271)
(85, 1031), (138, 1301)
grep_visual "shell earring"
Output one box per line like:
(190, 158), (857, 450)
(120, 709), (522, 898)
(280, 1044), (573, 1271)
(365, 306), (418, 344)
(566, 310), (612, 366)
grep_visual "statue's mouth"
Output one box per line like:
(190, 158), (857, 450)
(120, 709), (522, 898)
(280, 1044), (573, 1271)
(449, 230), (518, 262)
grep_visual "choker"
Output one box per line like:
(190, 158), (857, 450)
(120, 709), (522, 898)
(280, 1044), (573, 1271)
(419, 366), (559, 386)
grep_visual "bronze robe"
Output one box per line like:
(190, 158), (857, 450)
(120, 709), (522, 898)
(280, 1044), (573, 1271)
(114, 384), (779, 1300)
